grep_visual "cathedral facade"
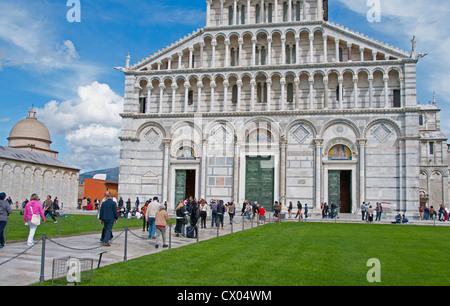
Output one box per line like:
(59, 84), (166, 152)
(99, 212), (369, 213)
(117, 0), (448, 214)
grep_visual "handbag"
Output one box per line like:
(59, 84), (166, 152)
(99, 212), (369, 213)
(29, 206), (41, 226)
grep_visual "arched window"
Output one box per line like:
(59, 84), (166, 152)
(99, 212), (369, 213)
(257, 82), (268, 103)
(139, 97), (146, 113)
(188, 90), (194, 105)
(232, 85), (238, 104)
(283, 2), (288, 21)
(256, 4), (261, 23)
(268, 3), (273, 23)
(287, 83), (294, 103)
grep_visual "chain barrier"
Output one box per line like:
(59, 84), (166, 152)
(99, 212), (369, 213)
(45, 229), (125, 251)
(0, 239), (41, 266)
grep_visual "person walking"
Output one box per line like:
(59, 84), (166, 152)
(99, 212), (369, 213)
(43, 195), (57, 223)
(288, 201), (293, 218)
(361, 202), (366, 220)
(0, 192), (12, 248)
(227, 201), (236, 224)
(304, 204), (309, 219)
(146, 197), (161, 239)
(258, 205), (266, 225)
(175, 200), (186, 237)
(210, 199), (218, 228)
(217, 200), (225, 230)
(155, 204), (170, 248)
(367, 205), (374, 223)
(199, 199), (208, 229)
(23, 194), (45, 246)
(141, 201), (149, 231)
(99, 192), (119, 246)
(375, 203), (383, 221)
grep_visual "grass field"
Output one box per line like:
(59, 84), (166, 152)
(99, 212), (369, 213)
(5, 210), (145, 241)
(79, 222), (450, 286)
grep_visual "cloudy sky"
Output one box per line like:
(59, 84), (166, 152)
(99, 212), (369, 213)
(0, 0), (448, 173)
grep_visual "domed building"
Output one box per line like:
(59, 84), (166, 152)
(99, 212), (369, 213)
(0, 108), (79, 208)
(8, 108), (59, 159)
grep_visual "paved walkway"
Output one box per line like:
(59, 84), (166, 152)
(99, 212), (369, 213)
(0, 212), (447, 286)
(0, 214), (262, 286)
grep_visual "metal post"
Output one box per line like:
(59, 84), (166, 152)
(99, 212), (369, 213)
(196, 225), (199, 243)
(123, 226), (128, 262)
(58, 214), (61, 236)
(169, 224), (172, 249)
(216, 224), (219, 237)
(242, 215), (244, 231)
(39, 234), (46, 283)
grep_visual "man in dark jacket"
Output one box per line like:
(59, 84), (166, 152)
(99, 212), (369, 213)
(0, 192), (12, 248)
(99, 193), (119, 246)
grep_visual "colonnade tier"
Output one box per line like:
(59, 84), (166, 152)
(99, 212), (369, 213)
(132, 26), (407, 72)
(130, 65), (404, 115)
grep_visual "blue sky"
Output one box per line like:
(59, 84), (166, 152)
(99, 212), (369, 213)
(0, 0), (448, 173)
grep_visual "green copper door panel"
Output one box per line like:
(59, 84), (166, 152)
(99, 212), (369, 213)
(175, 170), (187, 204)
(328, 170), (340, 208)
(245, 156), (274, 211)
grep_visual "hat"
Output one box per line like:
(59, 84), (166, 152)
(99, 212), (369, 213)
(0, 192), (5, 199)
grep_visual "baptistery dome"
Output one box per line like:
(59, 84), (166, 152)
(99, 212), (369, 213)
(8, 108), (58, 158)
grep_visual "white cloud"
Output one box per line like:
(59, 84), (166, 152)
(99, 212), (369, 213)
(36, 81), (123, 171)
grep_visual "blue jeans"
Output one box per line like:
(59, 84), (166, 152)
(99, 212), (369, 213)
(148, 217), (156, 238)
(211, 211), (217, 227)
(102, 221), (114, 243)
(0, 221), (7, 246)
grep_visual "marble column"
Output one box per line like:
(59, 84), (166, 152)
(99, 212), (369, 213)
(162, 139), (171, 204)
(280, 77), (286, 110)
(323, 35), (328, 63)
(280, 135), (287, 207)
(146, 84), (153, 114)
(184, 82), (190, 113)
(314, 138), (323, 209)
(384, 76), (389, 108)
(159, 83), (165, 114)
(223, 80), (229, 112)
(197, 81), (203, 112)
(210, 81), (216, 112)
(211, 39), (217, 68)
(358, 139), (367, 209)
(353, 77), (358, 109)
(171, 83), (178, 113)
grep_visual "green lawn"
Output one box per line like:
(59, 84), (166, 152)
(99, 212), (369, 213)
(5, 210), (145, 241)
(79, 222), (450, 286)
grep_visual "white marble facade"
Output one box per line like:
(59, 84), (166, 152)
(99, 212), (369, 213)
(117, 0), (448, 214)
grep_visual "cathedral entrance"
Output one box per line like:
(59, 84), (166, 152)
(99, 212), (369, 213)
(245, 156), (275, 211)
(174, 170), (196, 205)
(328, 170), (352, 213)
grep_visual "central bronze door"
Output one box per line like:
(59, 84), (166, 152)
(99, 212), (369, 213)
(245, 156), (275, 211)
